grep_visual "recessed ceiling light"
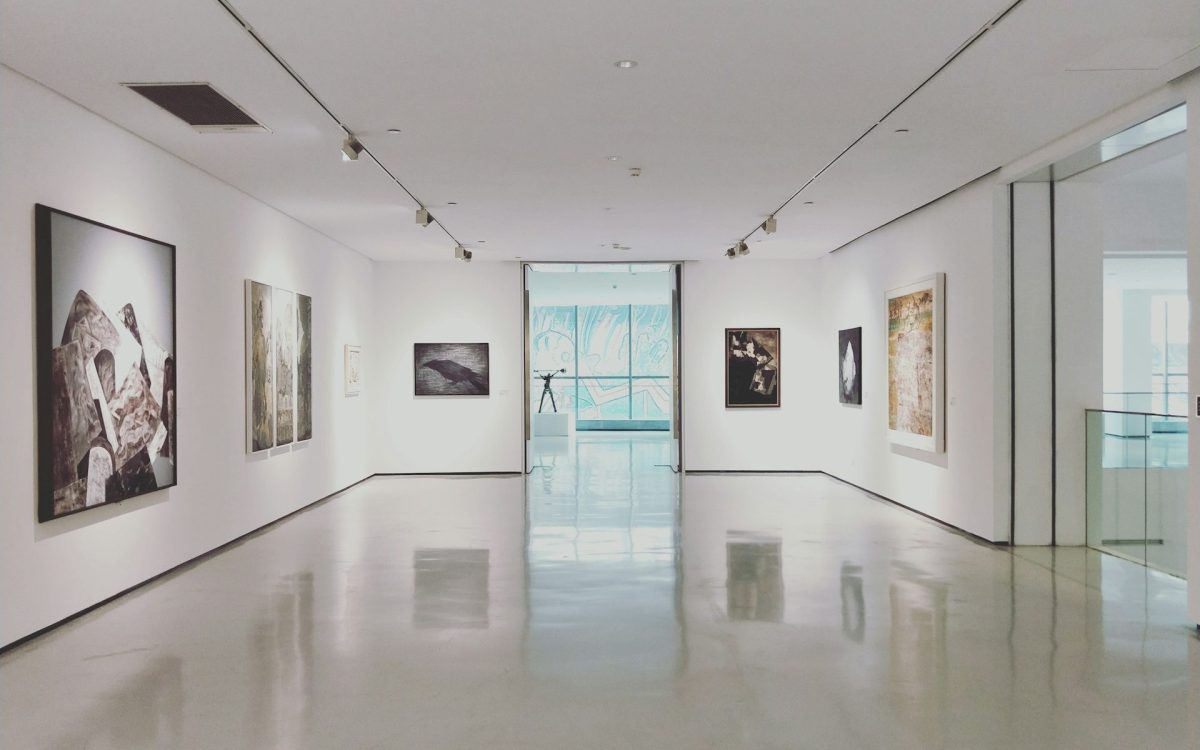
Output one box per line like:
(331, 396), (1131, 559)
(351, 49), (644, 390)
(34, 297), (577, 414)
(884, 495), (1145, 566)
(607, 155), (621, 161)
(894, 128), (910, 133)
(477, 240), (486, 244)
(387, 128), (402, 134)
(614, 60), (638, 69)
(447, 201), (458, 205)
(803, 201), (814, 205)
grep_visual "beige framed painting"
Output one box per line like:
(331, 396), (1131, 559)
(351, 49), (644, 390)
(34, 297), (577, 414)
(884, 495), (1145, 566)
(886, 273), (944, 453)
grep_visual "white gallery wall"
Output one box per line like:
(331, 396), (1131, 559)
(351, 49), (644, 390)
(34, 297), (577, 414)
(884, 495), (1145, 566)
(369, 261), (524, 474)
(681, 260), (824, 471)
(817, 178), (1011, 542)
(0, 67), (374, 647)
(679, 181), (1009, 542)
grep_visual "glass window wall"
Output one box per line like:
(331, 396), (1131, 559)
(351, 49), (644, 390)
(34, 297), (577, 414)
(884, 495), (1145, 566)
(530, 303), (673, 429)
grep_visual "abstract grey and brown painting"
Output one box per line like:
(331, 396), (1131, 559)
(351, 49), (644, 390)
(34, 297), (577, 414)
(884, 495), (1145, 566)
(414, 343), (490, 396)
(296, 293), (312, 441)
(274, 287), (297, 445)
(36, 205), (176, 521)
(246, 280), (273, 452)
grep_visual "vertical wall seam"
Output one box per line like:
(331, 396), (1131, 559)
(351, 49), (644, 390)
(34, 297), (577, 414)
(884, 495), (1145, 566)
(1009, 182), (1018, 545)
(1049, 180), (1058, 547)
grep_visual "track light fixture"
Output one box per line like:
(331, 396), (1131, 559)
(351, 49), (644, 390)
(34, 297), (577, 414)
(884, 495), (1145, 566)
(736, 241), (749, 256)
(341, 135), (363, 161)
(725, 247), (737, 259)
(416, 207), (433, 227)
(455, 245), (473, 262)
(763, 215), (777, 234)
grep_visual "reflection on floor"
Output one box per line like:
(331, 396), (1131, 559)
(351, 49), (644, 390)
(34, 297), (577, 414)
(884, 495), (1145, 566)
(1, 433), (1197, 749)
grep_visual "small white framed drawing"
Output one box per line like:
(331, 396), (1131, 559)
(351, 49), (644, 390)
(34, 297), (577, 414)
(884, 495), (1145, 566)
(345, 345), (362, 396)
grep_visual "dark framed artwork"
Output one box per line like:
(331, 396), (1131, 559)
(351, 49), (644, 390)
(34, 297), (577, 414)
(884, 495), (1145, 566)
(36, 205), (177, 522)
(725, 328), (780, 407)
(838, 327), (862, 405)
(414, 343), (490, 396)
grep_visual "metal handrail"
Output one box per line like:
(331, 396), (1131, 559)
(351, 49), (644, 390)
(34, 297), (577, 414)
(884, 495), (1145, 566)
(1085, 407), (1189, 420)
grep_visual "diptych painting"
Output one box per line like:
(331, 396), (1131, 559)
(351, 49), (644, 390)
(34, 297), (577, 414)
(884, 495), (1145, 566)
(36, 205), (177, 521)
(725, 328), (780, 407)
(886, 273), (944, 452)
(414, 343), (490, 396)
(838, 327), (862, 405)
(246, 280), (312, 452)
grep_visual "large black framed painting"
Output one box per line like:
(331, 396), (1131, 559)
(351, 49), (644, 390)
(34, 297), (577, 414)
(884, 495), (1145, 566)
(36, 205), (177, 522)
(838, 327), (862, 405)
(414, 343), (490, 396)
(725, 328), (780, 407)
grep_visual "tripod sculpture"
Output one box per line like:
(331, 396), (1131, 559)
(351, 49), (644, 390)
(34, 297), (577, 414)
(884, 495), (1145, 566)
(536, 368), (567, 413)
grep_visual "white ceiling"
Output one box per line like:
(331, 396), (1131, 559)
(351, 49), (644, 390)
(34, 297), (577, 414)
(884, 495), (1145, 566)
(2, 0), (1198, 262)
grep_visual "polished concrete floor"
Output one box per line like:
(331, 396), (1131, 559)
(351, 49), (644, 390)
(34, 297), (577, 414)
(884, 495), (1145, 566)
(2, 433), (1197, 749)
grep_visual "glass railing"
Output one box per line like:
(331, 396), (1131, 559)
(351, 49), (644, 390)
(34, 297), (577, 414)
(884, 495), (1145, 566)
(1085, 409), (1188, 577)
(1102, 390), (1189, 419)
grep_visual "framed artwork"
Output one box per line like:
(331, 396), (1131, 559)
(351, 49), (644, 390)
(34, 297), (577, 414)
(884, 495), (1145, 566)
(725, 328), (780, 407)
(296, 293), (312, 441)
(245, 281), (312, 452)
(345, 345), (362, 396)
(273, 287), (297, 446)
(35, 205), (177, 521)
(838, 327), (862, 405)
(414, 343), (490, 396)
(245, 280), (274, 452)
(886, 273), (945, 452)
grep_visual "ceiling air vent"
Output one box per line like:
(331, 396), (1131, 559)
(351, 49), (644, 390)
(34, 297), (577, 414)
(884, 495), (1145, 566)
(122, 82), (268, 133)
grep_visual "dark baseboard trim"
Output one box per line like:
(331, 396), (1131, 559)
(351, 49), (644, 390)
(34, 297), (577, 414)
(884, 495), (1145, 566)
(819, 471), (1009, 548)
(683, 469), (1006, 548)
(2, 467), (1008, 654)
(0, 474), (374, 656)
(374, 471), (522, 477)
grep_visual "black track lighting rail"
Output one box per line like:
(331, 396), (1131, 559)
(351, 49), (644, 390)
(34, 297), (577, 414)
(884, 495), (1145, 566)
(213, 0), (464, 249)
(733, 0), (1027, 251)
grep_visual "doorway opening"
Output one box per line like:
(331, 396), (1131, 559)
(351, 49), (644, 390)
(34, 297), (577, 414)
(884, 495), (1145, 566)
(522, 263), (682, 474)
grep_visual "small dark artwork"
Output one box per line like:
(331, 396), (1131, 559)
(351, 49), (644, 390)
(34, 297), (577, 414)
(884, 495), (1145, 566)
(414, 343), (490, 396)
(839, 327), (862, 405)
(36, 205), (177, 521)
(725, 328), (780, 407)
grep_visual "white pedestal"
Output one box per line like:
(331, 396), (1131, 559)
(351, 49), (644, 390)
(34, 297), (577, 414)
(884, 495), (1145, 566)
(533, 412), (574, 437)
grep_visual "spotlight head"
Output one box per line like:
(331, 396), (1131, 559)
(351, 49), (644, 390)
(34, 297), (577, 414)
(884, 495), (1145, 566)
(725, 247), (737, 259)
(341, 136), (363, 161)
(736, 241), (749, 256)
(763, 215), (777, 234)
(416, 207), (433, 227)
(455, 245), (472, 262)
